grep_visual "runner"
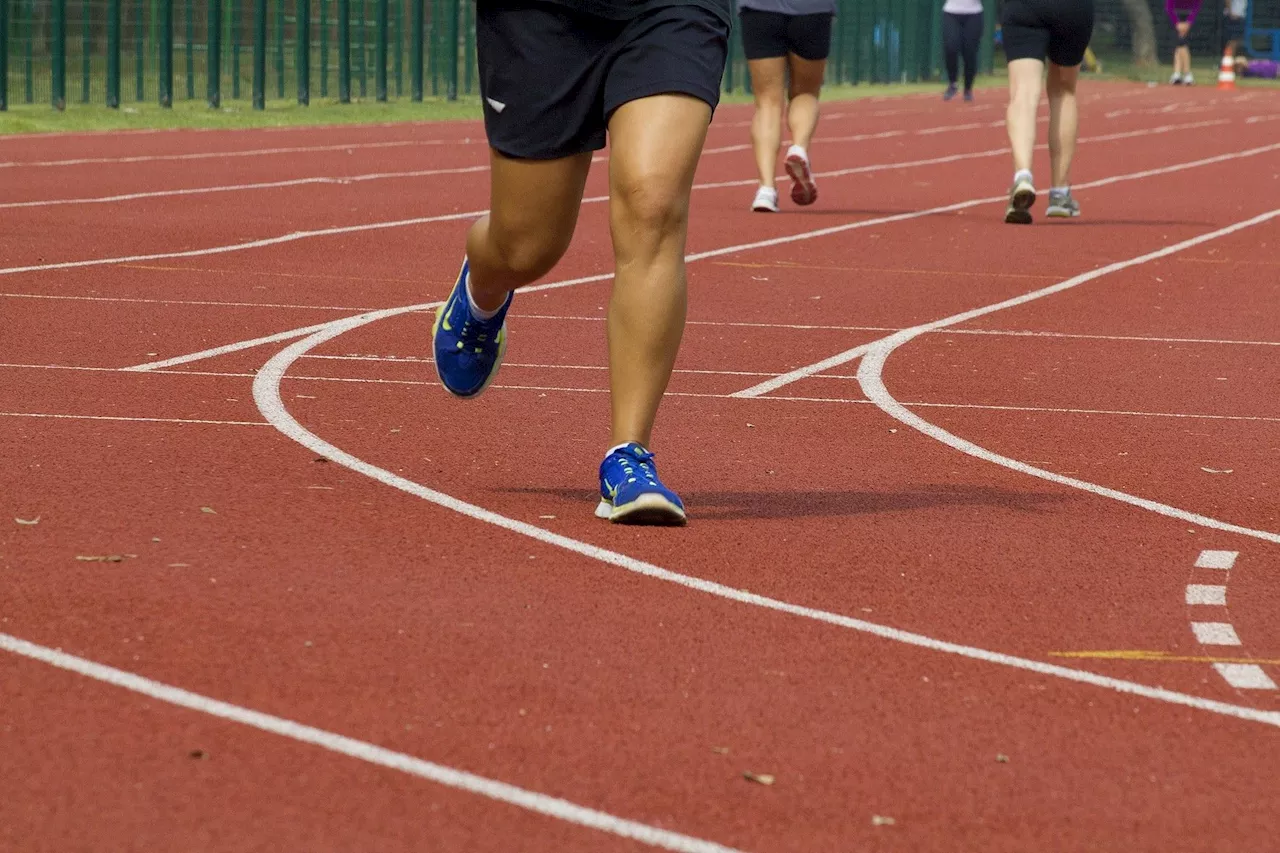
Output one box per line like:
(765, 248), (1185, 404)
(738, 0), (837, 213)
(1167, 0), (1205, 85)
(1000, 0), (1095, 223)
(431, 0), (731, 525)
(941, 0), (985, 102)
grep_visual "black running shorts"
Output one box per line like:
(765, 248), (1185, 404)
(475, 1), (730, 160)
(738, 8), (834, 61)
(1000, 0), (1095, 68)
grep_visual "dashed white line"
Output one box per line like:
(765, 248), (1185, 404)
(0, 411), (267, 426)
(1213, 664), (1278, 690)
(1185, 584), (1228, 606)
(1191, 622), (1243, 646)
(1195, 550), (1239, 570)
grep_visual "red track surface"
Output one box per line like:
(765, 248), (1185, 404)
(3, 83), (1279, 852)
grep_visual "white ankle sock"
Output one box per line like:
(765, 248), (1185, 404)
(465, 271), (501, 321)
(1051, 185), (1069, 195)
(1014, 169), (1033, 185)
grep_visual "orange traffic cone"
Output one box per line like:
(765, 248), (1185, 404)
(1218, 49), (1237, 90)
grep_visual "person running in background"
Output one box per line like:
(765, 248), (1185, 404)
(1167, 0), (1204, 84)
(942, 0), (984, 101)
(431, 0), (731, 526)
(739, 0), (836, 213)
(1000, 0), (1095, 223)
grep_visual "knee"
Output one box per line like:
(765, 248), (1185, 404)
(611, 173), (689, 253)
(490, 226), (570, 281)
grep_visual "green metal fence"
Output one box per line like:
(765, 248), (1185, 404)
(2, 0), (974, 112)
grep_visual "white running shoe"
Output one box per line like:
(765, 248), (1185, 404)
(751, 185), (779, 213)
(1004, 176), (1036, 224)
(783, 145), (818, 206)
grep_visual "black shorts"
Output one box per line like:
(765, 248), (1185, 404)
(475, 1), (729, 160)
(1000, 0), (1095, 68)
(738, 8), (834, 61)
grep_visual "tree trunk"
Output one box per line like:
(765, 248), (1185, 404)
(1121, 0), (1158, 65)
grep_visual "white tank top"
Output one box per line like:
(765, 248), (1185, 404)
(942, 0), (983, 14)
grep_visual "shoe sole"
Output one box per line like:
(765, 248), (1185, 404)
(432, 295), (508, 399)
(1004, 183), (1036, 224)
(751, 202), (778, 213)
(595, 495), (687, 526)
(1045, 207), (1080, 218)
(784, 154), (818, 206)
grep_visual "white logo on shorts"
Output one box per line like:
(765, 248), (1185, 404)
(486, 97), (506, 114)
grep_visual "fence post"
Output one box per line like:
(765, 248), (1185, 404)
(232, 0), (241, 99)
(320, 0), (329, 97)
(338, 0), (350, 101)
(208, 0), (221, 106)
(0, 0), (7, 111)
(81, 0), (90, 102)
(357, 0), (366, 96)
(253, 0), (265, 107)
(52, 0), (67, 109)
(410, 0), (421, 100)
(394, 0), (402, 96)
(106, 0), (121, 106)
(275, 0), (284, 98)
(159, 0), (172, 105)
(376, 0), (387, 100)
(298, 0), (311, 104)
(447, 0), (458, 99)
(135, 0), (145, 99)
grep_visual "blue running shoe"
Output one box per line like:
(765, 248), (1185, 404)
(595, 443), (687, 525)
(432, 258), (513, 398)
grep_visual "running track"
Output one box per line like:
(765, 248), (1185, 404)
(3, 82), (1279, 852)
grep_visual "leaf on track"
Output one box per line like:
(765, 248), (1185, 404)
(996, 753), (1010, 763)
(742, 771), (775, 786)
(872, 815), (896, 827)
(711, 746), (730, 755)
(15, 517), (40, 525)
(1200, 467), (1233, 474)
(200, 506), (217, 514)
(76, 555), (125, 563)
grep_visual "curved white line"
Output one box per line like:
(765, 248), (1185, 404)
(856, 209), (1280, 546)
(251, 303), (1280, 737)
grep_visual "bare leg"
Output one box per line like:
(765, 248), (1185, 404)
(746, 57), (786, 189)
(1046, 62), (1080, 187)
(605, 94), (712, 448)
(786, 54), (826, 150)
(465, 149), (593, 311)
(1006, 57), (1045, 175)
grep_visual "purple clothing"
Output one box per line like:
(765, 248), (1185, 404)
(1166, 0), (1202, 26)
(1242, 59), (1280, 79)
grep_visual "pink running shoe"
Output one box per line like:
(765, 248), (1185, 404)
(784, 145), (818, 206)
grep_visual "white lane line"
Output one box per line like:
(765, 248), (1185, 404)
(122, 321), (348, 372)
(0, 411), (267, 426)
(1191, 623), (1243, 646)
(118, 142), (1280, 375)
(11, 363), (1280, 425)
(0, 208), (487, 279)
(0, 138), (465, 169)
(855, 210), (1280, 546)
(0, 634), (744, 853)
(246, 293), (1280, 733)
(1213, 664), (1278, 690)
(1196, 550), (1239, 570)
(1186, 585), (1228, 605)
(731, 141), (1280, 399)
(0, 165), (489, 210)
(1, 117), (1226, 216)
(0, 291), (380, 311)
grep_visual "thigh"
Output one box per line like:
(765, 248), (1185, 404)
(785, 12), (834, 61)
(739, 8), (789, 60)
(606, 94), (713, 235)
(486, 148), (593, 253)
(747, 56), (788, 102)
(1000, 0), (1052, 62)
(961, 11), (985, 44)
(474, 0), (618, 159)
(604, 4), (730, 121)
(786, 54), (827, 98)
(942, 12), (964, 48)
(1047, 0), (1094, 66)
